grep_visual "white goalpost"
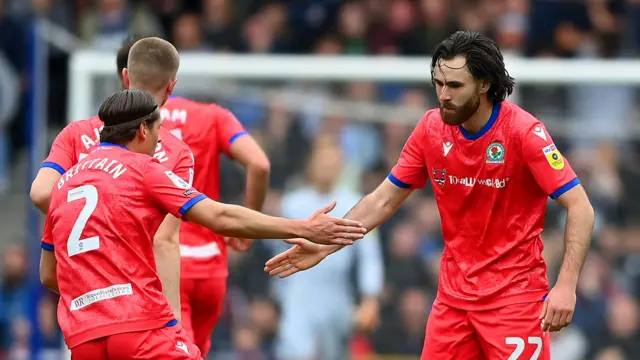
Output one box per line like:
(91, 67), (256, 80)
(68, 51), (640, 123)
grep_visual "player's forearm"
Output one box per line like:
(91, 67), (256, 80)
(39, 253), (59, 294)
(153, 239), (182, 321)
(325, 193), (396, 256)
(43, 281), (59, 294)
(32, 196), (50, 214)
(244, 164), (270, 211)
(40, 273), (59, 294)
(556, 203), (595, 288)
(198, 200), (309, 239)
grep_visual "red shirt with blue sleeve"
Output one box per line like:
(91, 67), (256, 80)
(390, 101), (579, 310)
(161, 96), (248, 279)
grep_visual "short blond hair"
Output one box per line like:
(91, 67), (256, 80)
(127, 37), (180, 90)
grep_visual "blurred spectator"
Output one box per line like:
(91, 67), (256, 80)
(0, 246), (29, 357)
(171, 13), (206, 50)
(79, 0), (164, 50)
(202, 0), (241, 52)
(371, 287), (430, 355)
(269, 136), (383, 360)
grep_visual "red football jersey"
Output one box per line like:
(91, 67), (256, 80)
(41, 144), (207, 348)
(390, 101), (579, 311)
(161, 96), (247, 279)
(42, 115), (194, 185)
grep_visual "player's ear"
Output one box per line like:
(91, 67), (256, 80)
(479, 79), (490, 94)
(167, 78), (177, 95)
(138, 122), (148, 141)
(122, 68), (131, 89)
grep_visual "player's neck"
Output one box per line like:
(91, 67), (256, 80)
(124, 140), (146, 154)
(460, 101), (494, 134)
(130, 85), (167, 107)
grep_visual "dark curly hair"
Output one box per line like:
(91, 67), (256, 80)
(431, 31), (515, 105)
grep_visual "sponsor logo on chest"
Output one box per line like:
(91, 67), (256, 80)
(432, 139), (510, 190)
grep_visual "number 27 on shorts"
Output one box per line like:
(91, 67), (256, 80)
(506, 336), (543, 360)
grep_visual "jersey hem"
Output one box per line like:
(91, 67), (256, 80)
(436, 288), (549, 311)
(65, 316), (174, 348)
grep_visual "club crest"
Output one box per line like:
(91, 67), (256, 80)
(486, 142), (505, 164)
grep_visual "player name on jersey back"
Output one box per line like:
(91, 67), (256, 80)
(57, 155), (128, 189)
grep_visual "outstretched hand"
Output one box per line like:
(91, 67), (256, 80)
(305, 201), (367, 245)
(264, 238), (329, 278)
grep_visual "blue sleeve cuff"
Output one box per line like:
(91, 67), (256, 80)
(550, 177), (580, 199)
(41, 162), (66, 175)
(41, 242), (54, 252)
(387, 173), (411, 189)
(179, 194), (207, 215)
(229, 131), (248, 144)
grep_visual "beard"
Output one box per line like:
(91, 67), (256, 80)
(439, 92), (480, 126)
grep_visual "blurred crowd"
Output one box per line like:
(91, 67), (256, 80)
(1, 0), (640, 359)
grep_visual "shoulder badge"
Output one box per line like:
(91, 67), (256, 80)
(542, 144), (564, 170)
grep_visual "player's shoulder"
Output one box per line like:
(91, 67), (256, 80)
(163, 96), (229, 128)
(116, 151), (168, 181)
(501, 101), (542, 133)
(98, 146), (156, 170)
(421, 108), (442, 125)
(159, 126), (190, 151)
(64, 115), (102, 133)
(164, 96), (215, 112)
(416, 107), (449, 137)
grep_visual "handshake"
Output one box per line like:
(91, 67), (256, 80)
(226, 201), (367, 278)
(264, 200), (366, 278)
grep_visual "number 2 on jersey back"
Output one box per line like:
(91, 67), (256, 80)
(67, 185), (100, 257)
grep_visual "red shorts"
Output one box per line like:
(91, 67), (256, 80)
(70, 323), (201, 360)
(181, 276), (227, 357)
(422, 299), (551, 360)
